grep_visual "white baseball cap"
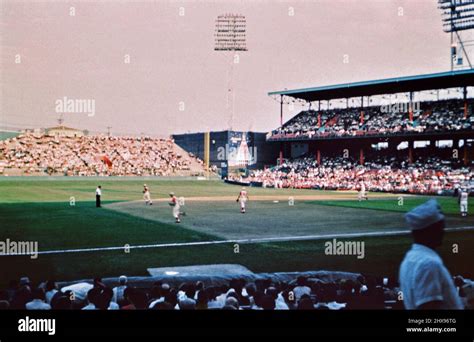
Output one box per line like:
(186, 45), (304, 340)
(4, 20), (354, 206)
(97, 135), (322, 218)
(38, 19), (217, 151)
(405, 199), (445, 231)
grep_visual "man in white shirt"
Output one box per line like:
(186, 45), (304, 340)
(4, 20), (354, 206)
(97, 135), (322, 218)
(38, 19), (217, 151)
(399, 199), (463, 310)
(292, 276), (312, 302)
(44, 280), (58, 304)
(112, 275), (128, 304)
(26, 289), (51, 310)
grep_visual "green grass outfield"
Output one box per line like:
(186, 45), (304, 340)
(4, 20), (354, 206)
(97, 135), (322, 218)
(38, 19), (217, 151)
(0, 177), (473, 287)
(308, 197), (474, 215)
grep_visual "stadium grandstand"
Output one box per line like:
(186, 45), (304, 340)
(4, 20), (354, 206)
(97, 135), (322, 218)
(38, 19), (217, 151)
(230, 70), (474, 196)
(0, 133), (207, 176)
(1, 270), (472, 310)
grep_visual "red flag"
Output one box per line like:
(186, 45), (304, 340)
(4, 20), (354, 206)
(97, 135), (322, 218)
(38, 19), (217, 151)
(101, 156), (112, 168)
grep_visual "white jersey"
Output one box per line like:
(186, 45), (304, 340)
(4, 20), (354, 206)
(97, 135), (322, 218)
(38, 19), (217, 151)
(239, 190), (248, 202)
(143, 188), (152, 203)
(460, 191), (468, 215)
(171, 196), (180, 210)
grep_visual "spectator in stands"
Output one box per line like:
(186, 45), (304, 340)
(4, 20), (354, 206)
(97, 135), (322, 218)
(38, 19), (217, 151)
(82, 288), (102, 310)
(45, 280), (58, 304)
(224, 297), (239, 310)
(0, 134), (204, 176)
(196, 290), (209, 310)
(112, 275), (128, 304)
(293, 276), (312, 302)
(10, 284), (32, 310)
(5, 280), (18, 303)
(205, 287), (221, 309)
(99, 287), (120, 310)
(0, 271), (471, 311)
(399, 199), (464, 309)
(178, 298), (196, 310)
(244, 283), (257, 308)
(269, 99), (471, 140)
(260, 295), (276, 310)
(52, 295), (73, 310)
(297, 296), (315, 310)
(263, 287), (287, 310)
(25, 288), (51, 310)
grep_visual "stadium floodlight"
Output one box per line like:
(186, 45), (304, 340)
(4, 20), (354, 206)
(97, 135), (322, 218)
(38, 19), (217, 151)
(438, 0), (474, 69)
(214, 14), (247, 51)
(439, 0), (474, 32)
(214, 14), (248, 130)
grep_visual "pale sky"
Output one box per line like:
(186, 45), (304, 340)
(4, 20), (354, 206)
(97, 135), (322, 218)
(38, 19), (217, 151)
(0, 0), (454, 136)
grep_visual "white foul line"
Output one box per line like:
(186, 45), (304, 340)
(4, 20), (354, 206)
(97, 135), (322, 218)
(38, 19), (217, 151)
(15, 226), (474, 256)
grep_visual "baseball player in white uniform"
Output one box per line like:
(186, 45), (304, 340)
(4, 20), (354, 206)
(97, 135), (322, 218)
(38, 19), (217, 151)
(143, 184), (153, 205)
(459, 188), (469, 217)
(169, 192), (183, 223)
(236, 187), (249, 213)
(358, 181), (368, 202)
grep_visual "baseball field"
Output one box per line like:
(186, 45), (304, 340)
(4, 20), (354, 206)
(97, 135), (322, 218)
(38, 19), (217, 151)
(1, 177), (473, 287)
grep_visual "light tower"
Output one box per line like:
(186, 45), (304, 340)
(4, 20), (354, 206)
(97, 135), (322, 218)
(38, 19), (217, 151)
(438, 0), (474, 70)
(214, 13), (247, 129)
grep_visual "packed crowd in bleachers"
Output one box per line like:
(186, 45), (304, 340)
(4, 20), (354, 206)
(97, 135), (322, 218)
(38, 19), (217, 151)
(237, 154), (473, 195)
(0, 134), (205, 176)
(0, 273), (471, 310)
(270, 99), (473, 140)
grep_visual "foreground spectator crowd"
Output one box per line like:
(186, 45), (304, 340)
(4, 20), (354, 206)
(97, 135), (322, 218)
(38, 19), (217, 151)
(237, 155), (473, 195)
(0, 273), (471, 310)
(270, 99), (473, 140)
(0, 134), (204, 176)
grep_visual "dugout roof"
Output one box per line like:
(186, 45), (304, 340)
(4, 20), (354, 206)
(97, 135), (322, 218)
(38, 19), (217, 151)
(268, 69), (474, 102)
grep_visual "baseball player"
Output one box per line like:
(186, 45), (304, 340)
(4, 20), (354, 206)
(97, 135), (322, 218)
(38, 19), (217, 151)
(358, 181), (368, 202)
(143, 184), (153, 205)
(236, 187), (249, 213)
(459, 188), (469, 217)
(169, 192), (185, 223)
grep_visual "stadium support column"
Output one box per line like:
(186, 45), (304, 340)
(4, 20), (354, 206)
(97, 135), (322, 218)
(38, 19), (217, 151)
(464, 87), (468, 119)
(204, 132), (210, 179)
(430, 139), (436, 155)
(464, 143), (469, 166)
(279, 95), (283, 165)
(359, 147), (364, 166)
(317, 101), (321, 129)
(408, 140), (414, 164)
(360, 96), (364, 125)
(408, 92), (414, 122)
(459, 139), (469, 166)
(316, 149), (321, 165)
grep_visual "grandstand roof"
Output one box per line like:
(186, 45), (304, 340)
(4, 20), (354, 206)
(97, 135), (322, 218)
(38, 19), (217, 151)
(268, 69), (474, 102)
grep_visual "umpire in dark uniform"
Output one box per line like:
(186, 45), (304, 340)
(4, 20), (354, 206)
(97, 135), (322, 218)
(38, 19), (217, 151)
(96, 185), (102, 208)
